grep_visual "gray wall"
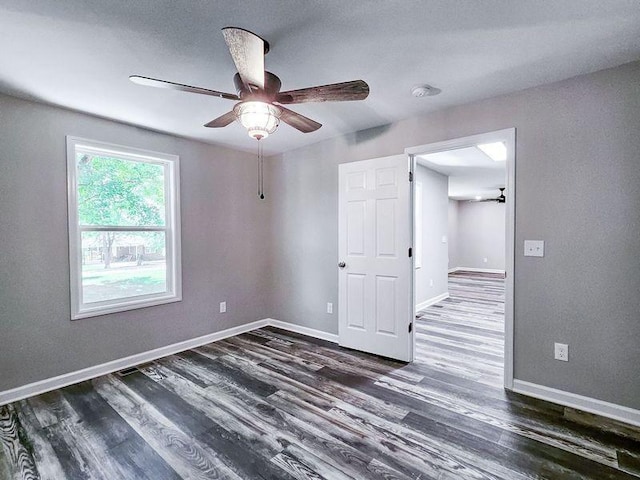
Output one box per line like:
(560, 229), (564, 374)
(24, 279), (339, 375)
(266, 61), (640, 410)
(415, 165), (449, 305)
(447, 200), (460, 269)
(454, 201), (506, 271)
(0, 94), (270, 392)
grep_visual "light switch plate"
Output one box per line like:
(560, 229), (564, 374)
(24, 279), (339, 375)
(524, 240), (544, 257)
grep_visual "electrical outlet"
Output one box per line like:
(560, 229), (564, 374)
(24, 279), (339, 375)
(524, 240), (545, 257)
(429, 279), (434, 287)
(327, 302), (333, 314)
(219, 301), (226, 313)
(554, 343), (568, 362)
(483, 257), (488, 263)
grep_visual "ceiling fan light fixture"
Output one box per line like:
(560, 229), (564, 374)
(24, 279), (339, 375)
(233, 101), (281, 139)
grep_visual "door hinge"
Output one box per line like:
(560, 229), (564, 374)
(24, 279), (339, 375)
(409, 322), (413, 333)
(409, 171), (414, 182)
(408, 247), (412, 258)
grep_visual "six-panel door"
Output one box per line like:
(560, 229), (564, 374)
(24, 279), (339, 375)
(338, 155), (412, 362)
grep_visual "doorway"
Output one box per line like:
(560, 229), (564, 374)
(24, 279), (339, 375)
(406, 128), (515, 388)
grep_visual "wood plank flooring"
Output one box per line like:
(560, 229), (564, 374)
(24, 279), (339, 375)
(2, 271), (640, 479)
(415, 270), (506, 388)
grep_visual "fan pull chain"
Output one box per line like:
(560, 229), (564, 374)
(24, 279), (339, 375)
(257, 139), (265, 200)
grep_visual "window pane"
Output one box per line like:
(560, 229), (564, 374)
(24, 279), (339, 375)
(81, 231), (168, 304)
(76, 153), (166, 227)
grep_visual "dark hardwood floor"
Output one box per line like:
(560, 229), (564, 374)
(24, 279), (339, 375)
(2, 271), (640, 479)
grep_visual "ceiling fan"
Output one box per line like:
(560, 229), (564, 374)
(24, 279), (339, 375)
(130, 27), (370, 140)
(473, 187), (506, 203)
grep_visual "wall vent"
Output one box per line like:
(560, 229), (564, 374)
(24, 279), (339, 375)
(115, 367), (139, 377)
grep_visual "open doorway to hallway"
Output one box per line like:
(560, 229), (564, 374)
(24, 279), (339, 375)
(416, 270), (505, 386)
(407, 129), (515, 387)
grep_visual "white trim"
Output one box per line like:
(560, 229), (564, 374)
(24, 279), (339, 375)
(448, 267), (506, 274)
(513, 380), (640, 428)
(415, 292), (450, 312)
(71, 294), (182, 320)
(268, 318), (339, 343)
(406, 128), (516, 390)
(504, 128), (516, 390)
(405, 129), (514, 158)
(414, 181), (423, 269)
(0, 319), (268, 406)
(6, 317), (640, 430)
(0, 318), (344, 406)
(409, 157), (416, 363)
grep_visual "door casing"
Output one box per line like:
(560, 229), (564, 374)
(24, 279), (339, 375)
(405, 128), (516, 389)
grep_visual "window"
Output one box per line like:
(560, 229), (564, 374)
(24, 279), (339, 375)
(67, 137), (181, 319)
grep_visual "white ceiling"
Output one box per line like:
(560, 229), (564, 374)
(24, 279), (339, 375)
(417, 146), (506, 200)
(1, 1), (639, 155)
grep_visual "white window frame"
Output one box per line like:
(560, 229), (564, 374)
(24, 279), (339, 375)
(66, 136), (182, 320)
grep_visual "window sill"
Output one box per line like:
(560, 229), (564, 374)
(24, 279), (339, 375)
(71, 294), (182, 320)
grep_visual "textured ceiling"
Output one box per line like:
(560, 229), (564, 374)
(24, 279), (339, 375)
(1, 0), (639, 155)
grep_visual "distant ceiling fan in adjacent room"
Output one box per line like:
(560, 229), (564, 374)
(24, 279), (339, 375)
(472, 187), (506, 203)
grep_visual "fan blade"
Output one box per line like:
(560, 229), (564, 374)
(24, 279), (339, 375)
(276, 80), (369, 104)
(204, 111), (236, 128)
(130, 75), (239, 100)
(222, 27), (265, 91)
(278, 106), (322, 133)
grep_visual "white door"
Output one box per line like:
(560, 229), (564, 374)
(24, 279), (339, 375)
(338, 154), (413, 362)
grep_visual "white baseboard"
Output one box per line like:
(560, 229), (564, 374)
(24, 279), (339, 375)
(0, 318), (341, 406)
(268, 318), (339, 343)
(0, 319), (269, 406)
(512, 379), (640, 428)
(5, 321), (640, 430)
(415, 292), (450, 311)
(449, 267), (505, 274)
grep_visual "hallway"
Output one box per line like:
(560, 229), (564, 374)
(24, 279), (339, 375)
(415, 270), (505, 387)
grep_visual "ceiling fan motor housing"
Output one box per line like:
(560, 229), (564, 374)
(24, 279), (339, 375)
(234, 72), (282, 99)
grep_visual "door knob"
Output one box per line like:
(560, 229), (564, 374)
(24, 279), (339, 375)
(338, 262), (346, 268)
